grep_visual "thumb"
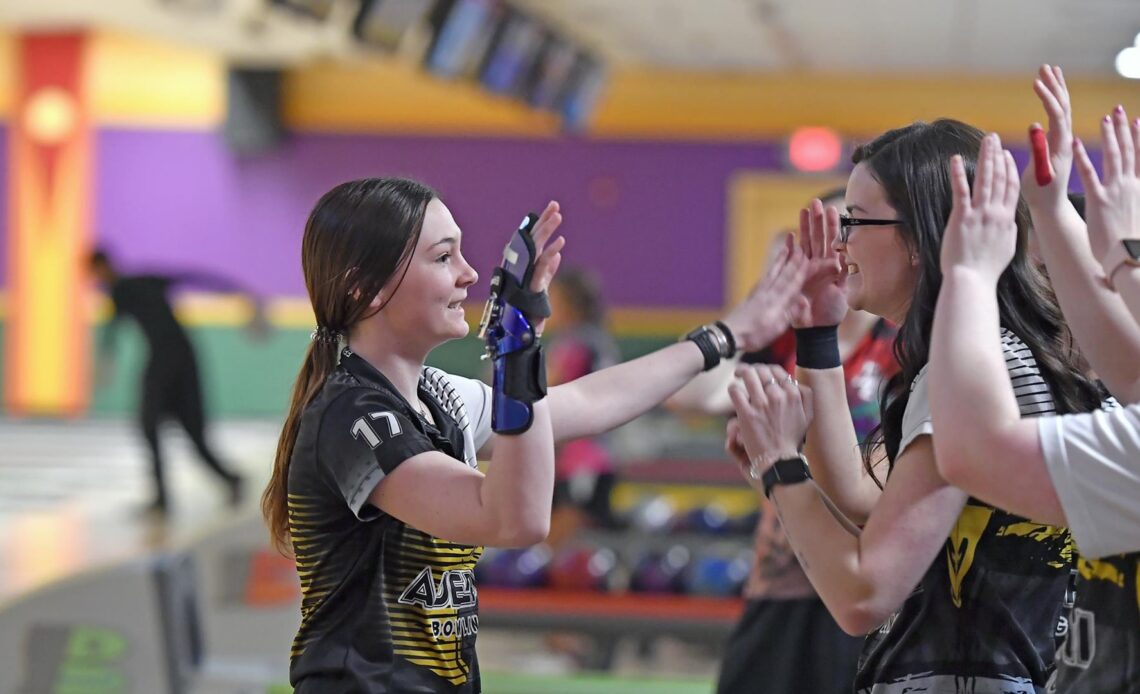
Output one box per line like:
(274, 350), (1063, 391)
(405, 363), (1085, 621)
(788, 295), (812, 328)
(1029, 124), (1054, 186)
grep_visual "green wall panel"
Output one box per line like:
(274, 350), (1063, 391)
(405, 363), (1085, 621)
(0, 321), (674, 417)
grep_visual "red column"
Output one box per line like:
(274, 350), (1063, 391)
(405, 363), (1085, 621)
(5, 32), (93, 415)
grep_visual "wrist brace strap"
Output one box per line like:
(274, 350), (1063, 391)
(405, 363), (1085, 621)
(478, 213), (549, 434)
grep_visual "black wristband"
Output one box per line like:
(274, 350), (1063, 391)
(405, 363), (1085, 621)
(682, 326), (721, 371)
(714, 320), (737, 357)
(795, 326), (841, 370)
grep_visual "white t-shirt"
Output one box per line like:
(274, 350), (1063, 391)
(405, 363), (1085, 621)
(900, 329), (1057, 457)
(1039, 402), (1140, 559)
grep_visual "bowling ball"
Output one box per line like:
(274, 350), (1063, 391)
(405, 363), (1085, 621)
(475, 545), (551, 589)
(727, 509), (761, 535)
(629, 545), (691, 594)
(674, 503), (731, 534)
(685, 553), (750, 597)
(626, 495), (677, 534)
(548, 546), (620, 592)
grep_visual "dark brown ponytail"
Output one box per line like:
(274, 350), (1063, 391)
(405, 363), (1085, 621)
(261, 177), (435, 555)
(263, 339), (341, 555)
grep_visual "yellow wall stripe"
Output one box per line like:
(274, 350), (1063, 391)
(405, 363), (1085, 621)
(0, 290), (720, 337)
(85, 31), (223, 128)
(2, 30), (1135, 140)
(0, 31), (13, 117)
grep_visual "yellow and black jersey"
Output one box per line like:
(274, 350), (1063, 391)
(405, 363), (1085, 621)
(856, 331), (1076, 693)
(287, 348), (493, 693)
(1055, 553), (1140, 694)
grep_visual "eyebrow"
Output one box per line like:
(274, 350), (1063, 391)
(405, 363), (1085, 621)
(428, 236), (459, 250)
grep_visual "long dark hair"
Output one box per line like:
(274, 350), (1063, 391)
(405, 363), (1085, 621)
(855, 120), (1102, 481)
(263, 177), (436, 554)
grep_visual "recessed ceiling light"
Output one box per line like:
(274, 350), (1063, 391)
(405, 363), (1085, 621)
(1116, 45), (1140, 78)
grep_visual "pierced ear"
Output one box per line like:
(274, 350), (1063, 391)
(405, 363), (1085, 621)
(910, 253), (919, 266)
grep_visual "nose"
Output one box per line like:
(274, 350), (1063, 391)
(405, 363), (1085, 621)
(832, 235), (846, 253)
(458, 254), (478, 287)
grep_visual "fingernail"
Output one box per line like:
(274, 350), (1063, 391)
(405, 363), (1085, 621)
(1105, 115), (1112, 124)
(1117, 104), (1125, 114)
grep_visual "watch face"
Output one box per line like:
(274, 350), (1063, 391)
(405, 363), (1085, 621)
(1124, 239), (1140, 260)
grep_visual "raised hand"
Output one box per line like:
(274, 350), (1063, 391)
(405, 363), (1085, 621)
(528, 201), (565, 293)
(1073, 107), (1140, 264)
(720, 238), (810, 352)
(527, 201), (565, 335)
(941, 133), (1021, 283)
(727, 364), (814, 479)
(794, 199), (848, 328)
(1022, 65), (1074, 211)
(725, 417), (749, 470)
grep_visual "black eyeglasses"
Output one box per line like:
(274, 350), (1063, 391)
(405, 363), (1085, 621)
(838, 215), (904, 243)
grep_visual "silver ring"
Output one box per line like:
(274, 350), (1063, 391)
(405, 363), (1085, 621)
(764, 378), (778, 387)
(786, 375), (796, 385)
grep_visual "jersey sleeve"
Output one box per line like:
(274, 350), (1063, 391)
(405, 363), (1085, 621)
(445, 373), (494, 453)
(898, 364), (933, 457)
(1039, 403), (1140, 559)
(317, 388), (437, 520)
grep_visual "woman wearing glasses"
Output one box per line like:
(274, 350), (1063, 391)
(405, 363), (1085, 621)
(725, 123), (1103, 693)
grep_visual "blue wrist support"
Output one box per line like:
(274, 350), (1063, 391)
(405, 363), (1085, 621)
(478, 213), (550, 435)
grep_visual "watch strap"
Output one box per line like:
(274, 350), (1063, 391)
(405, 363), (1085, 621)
(760, 454), (812, 498)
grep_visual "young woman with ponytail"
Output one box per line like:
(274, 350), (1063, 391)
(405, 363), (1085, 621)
(263, 177), (824, 693)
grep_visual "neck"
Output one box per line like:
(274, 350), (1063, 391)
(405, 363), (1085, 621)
(837, 310), (880, 358)
(348, 321), (430, 408)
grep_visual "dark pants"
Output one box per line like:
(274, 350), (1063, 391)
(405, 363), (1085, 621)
(716, 597), (864, 694)
(140, 350), (236, 505)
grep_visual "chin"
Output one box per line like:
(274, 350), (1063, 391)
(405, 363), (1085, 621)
(448, 319), (471, 339)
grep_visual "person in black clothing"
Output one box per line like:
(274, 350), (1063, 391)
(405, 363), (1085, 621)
(90, 249), (245, 514)
(726, 125), (1104, 693)
(261, 177), (832, 693)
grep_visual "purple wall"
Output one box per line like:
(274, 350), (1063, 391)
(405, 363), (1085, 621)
(90, 130), (785, 307)
(0, 127), (1101, 306)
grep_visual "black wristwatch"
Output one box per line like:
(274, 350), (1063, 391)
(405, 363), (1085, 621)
(761, 454), (812, 499)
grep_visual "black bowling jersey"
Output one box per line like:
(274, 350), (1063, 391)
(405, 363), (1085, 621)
(1055, 553), (1140, 694)
(856, 331), (1076, 694)
(287, 349), (493, 693)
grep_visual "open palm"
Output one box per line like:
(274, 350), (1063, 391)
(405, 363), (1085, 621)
(794, 200), (847, 328)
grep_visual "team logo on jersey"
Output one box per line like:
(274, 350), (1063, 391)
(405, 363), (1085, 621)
(398, 566), (478, 610)
(947, 504), (994, 608)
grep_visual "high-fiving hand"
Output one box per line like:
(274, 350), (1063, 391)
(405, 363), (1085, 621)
(1022, 65), (1074, 211)
(527, 201), (566, 336)
(941, 133), (1021, 284)
(1073, 107), (1140, 266)
(728, 364), (814, 484)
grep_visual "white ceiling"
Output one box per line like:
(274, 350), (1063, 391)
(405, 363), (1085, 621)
(2, 0), (1140, 76)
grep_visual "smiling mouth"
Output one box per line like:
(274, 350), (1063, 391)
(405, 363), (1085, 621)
(847, 263), (860, 275)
